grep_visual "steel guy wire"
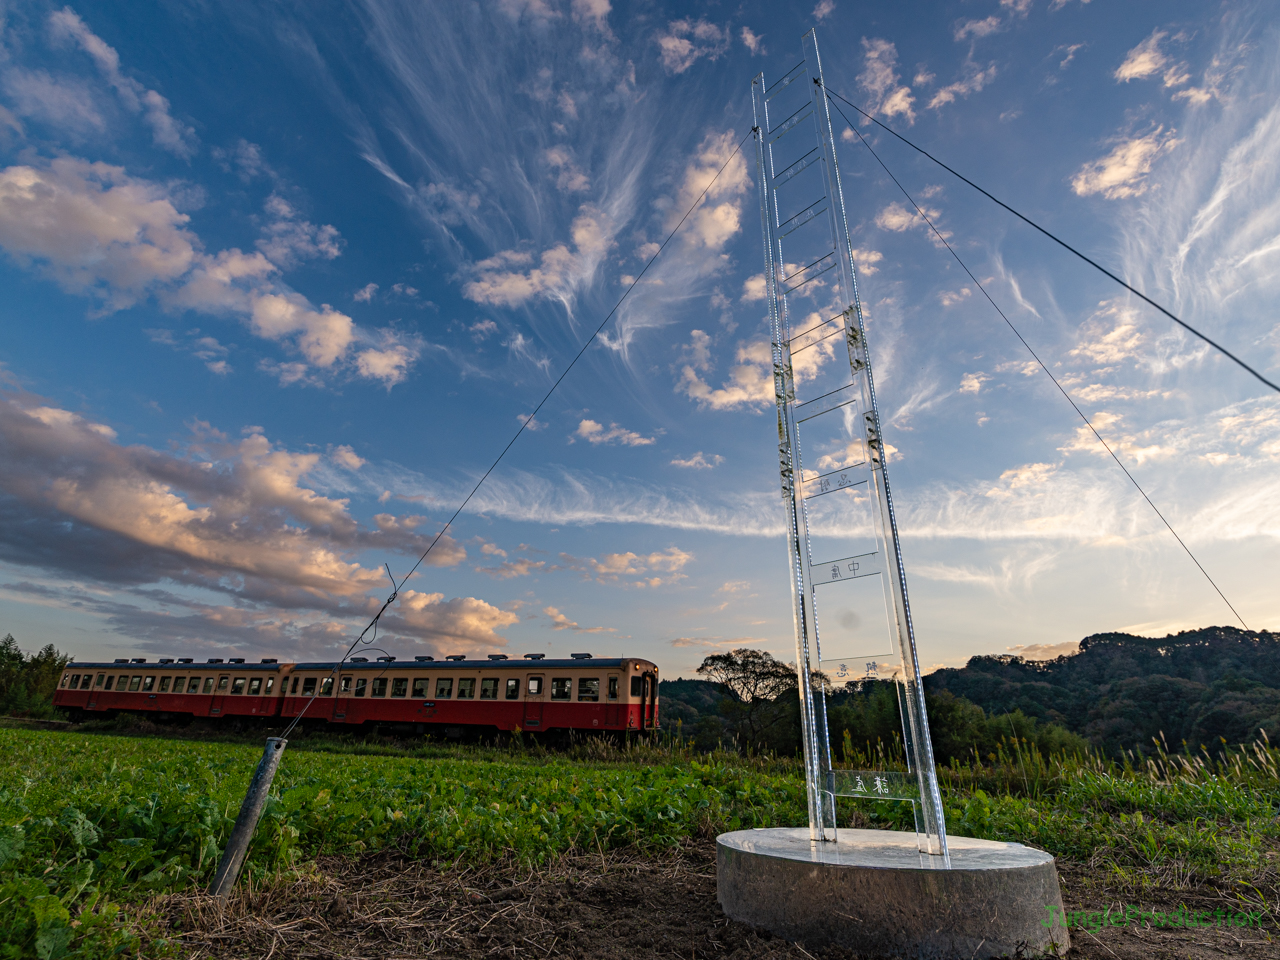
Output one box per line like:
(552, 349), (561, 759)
(824, 85), (1280, 397)
(826, 91), (1249, 632)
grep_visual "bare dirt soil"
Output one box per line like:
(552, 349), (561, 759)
(153, 843), (1277, 959)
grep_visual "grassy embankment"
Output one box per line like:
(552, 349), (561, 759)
(1, 726), (1277, 957)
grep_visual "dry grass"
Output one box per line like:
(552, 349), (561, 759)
(137, 842), (1280, 960)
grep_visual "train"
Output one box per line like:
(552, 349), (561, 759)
(52, 651), (660, 737)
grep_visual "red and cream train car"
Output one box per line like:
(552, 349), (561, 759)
(54, 653), (659, 735)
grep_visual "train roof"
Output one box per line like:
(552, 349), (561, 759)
(68, 660), (283, 670)
(295, 657), (645, 670)
(66, 656), (656, 670)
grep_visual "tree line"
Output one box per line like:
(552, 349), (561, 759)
(661, 647), (1089, 763)
(663, 626), (1280, 760)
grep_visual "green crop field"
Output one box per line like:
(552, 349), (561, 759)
(2, 727), (1277, 958)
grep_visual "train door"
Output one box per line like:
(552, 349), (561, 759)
(209, 673), (230, 717)
(605, 674), (620, 726)
(523, 674), (545, 730)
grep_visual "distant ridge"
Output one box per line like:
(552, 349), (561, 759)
(924, 626), (1280, 754)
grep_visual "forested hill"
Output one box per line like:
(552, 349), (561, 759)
(924, 626), (1280, 754)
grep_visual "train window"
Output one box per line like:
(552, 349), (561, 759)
(203, 677), (215, 694)
(577, 678), (600, 702)
(70, 674), (81, 689)
(95, 673), (106, 688)
(340, 676), (352, 695)
(550, 678), (571, 701)
(391, 678), (408, 698)
(104, 675), (115, 691)
(159, 677), (171, 693)
(435, 677), (453, 698)
(142, 676), (155, 692)
(480, 678), (499, 700)
(249, 678), (262, 695)
(265, 678), (275, 694)
(61, 673), (70, 688)
(290, 677), (299, 694)
(173, 678), (186, 693)
(371, 678), (387, 697)
(457, 678), (476, 700)
(119, 675), (130, 690)
(630, 676), (643, 697)
(527, 677), (542, 695)
(129, 676), (143, 692)
(231, 678), (246, 694)
(320, 678), (333, 696)
(411, 678), (429, 698)
(302, 678), (317, 696)
(354, 678), (367, 697)
(607, 676), (618, 700)
(505, 678), (520, 700)
(217, 676), (229, 692)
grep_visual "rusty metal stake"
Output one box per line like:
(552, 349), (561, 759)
(210, 737), (287, 898)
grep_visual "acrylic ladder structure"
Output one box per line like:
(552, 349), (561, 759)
(751, 29), (948, 860)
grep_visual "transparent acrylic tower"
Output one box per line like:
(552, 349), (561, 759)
(751, 29), (948, 860)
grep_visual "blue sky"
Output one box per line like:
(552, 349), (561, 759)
(0, 0), (1276, 677)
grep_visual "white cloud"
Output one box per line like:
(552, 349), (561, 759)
(671, 451), (724, 469)
(355, 330), (421, 387)
(928, 62), (998, 110)
(0, 157), (197, 311)
(48, 7), (197, 157)
(353, 282), (378, 303)
(859, 38), (915, 124)
(876, 201), (921, 232)
(544, 605), (611, 632)
(655, 19), (730, 75)
(813, 0), (836, 22)
(560, 546), (692, 587)
(570, 0), (611, 31)
(0, 69), (103, 136)
(544, 145), (590, 193)
(958, 371), (989, 393)
(954, 17), (1002, 41)
(256, 195), (343, 268)
(470, 319), (499, 342)
(1114, 30), (1168, 83)
(940, 288), (972, 307)
(1067, 302), (1145, 368)
(385, 590), (519, 652)
(0, 156), (416, 386)
(1071, 128), (1179, 199)
(741, 273), (767, 301)
(332, 445), (365, 470)
(671, 129), (750, 250)
(740, 27), (765, 55)
(678, 339), (774, 411)
(477, 557), (546, 579)
(250, 293), (354, 368)
(463, 205), (613, 307)
(575, 418), (655, 446)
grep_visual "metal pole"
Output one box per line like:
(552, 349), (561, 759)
(209, 737), (288, 898)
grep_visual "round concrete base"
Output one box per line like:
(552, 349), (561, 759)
(717, 828), (1068, 959)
